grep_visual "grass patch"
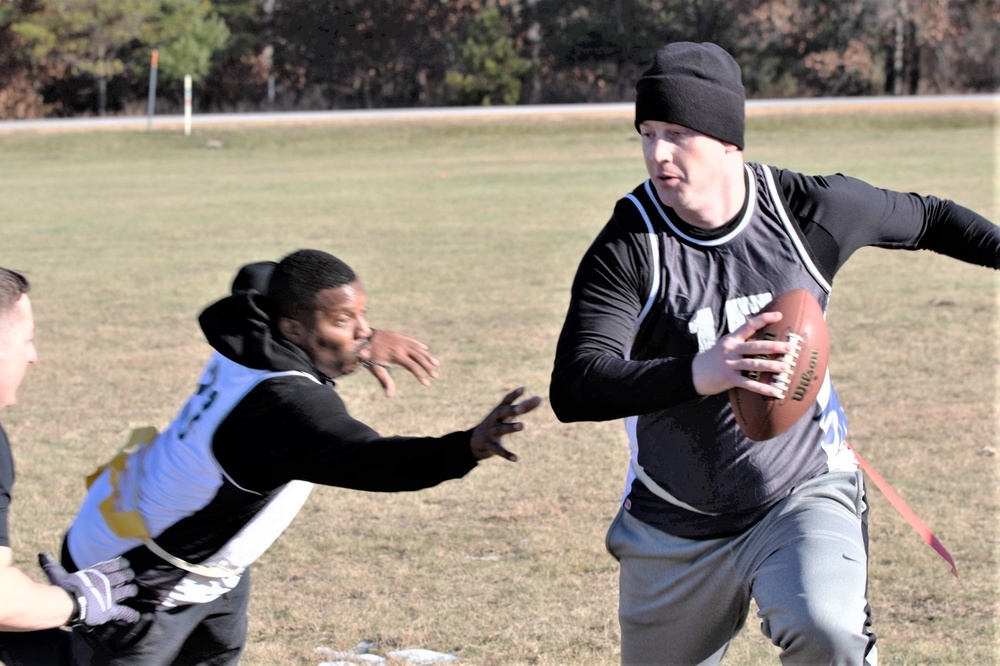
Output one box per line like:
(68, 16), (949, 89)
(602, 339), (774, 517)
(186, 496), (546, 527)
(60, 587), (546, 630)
(1, 107), (996, 665)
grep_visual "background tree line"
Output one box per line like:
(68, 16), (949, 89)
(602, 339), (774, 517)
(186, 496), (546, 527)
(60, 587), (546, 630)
(1, 0), (996, 119)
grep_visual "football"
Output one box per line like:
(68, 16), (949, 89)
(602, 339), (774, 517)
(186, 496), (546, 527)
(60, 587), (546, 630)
(728, 289), (830, 441)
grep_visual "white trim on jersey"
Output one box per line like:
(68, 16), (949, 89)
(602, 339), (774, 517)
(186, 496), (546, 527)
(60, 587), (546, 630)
(760, 166), (832, 294)
(617, 170), (848, 515)
(630, 447), (721, 514)
(160, 479), (315, 608)
(620, 191), (723, 516)
(620, 193), (660, 504)
(640, 167), (757, 247)
(623, 192), (661, 345)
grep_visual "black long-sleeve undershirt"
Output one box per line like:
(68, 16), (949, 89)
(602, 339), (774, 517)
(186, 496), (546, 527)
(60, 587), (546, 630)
(551, 166), (1000, 424)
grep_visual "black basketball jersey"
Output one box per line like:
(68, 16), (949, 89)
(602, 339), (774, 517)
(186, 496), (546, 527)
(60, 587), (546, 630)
(551, 160), (999, 539)
(621, 163), (853, 538)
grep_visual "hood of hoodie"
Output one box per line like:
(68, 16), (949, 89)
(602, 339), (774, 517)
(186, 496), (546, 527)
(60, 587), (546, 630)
(198, 261), (321, 379)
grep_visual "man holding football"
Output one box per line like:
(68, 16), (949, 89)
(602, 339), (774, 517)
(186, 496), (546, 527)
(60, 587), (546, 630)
(549, 41), (999, 665)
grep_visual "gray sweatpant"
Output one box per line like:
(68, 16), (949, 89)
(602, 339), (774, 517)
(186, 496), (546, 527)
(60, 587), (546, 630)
(606, 471), (877, 666)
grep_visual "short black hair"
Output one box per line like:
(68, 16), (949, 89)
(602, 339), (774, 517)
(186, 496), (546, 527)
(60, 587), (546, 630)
(266, 249), (357, 319)
(0, 267), (30, 317)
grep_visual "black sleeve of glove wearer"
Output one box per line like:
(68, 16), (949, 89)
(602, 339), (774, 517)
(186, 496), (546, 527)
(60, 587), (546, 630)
(0, 424), (14, 549)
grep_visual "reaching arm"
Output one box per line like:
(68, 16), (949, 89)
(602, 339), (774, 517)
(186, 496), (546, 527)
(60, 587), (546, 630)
(214, 378), (539, 493)
(914, 199), (1000, 268)
(776, 169), (1000, 280)
(0, 547), (74, 631)
(0, 547), (139, 631)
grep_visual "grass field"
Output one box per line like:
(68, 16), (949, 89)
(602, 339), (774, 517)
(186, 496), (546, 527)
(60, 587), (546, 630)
(1, 105), (996, 665)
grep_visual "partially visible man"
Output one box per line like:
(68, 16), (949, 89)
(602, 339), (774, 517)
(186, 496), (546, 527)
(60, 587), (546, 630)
(550, 42), (999, 666)
(61, 249), (542, 665)
(0, 267), (139, 665)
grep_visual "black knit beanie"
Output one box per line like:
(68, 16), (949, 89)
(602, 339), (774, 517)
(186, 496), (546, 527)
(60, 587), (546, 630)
(634, 42), (745, 149)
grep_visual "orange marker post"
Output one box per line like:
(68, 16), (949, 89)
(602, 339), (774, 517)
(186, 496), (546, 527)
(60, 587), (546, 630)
(146, 50), (159, 133)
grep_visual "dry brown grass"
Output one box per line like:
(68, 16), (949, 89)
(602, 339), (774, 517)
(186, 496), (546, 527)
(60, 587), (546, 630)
(1, 107), (996, 665)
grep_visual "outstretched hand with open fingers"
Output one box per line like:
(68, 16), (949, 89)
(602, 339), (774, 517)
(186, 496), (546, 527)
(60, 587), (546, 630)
(360, 329), (440, 397)
(691, 311), (793, 398)
(470, 387), (542, 462)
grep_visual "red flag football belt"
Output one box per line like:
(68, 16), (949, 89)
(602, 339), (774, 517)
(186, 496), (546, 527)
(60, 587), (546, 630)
(849, 444), (958, 577)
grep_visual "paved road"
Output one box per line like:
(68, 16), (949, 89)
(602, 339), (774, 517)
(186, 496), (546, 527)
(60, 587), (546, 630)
(0, 94), (995, 133)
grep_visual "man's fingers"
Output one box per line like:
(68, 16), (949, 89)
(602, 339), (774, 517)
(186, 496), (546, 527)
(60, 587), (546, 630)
(738, 310), (782, 340)
(732, 353), (790, 376)
(514, 395), (542, 414)
(363, 334), (439, 392)
(499, 386), (525, 404)
(38, 552), (66, 584)
(394, 357), (437, 386)
(488, 441), (518, 462)
(497, 386), (540, 412)
(366, 330), (440, 387)
(114, 605), (141, 624)
(740, 337), (791, 355)
(365, 363), (396, 397)
(488, 392), (541, 427)
(409, 351), (440, 376)
(112, 582), (140, 604)
(470, 391), (540, 462)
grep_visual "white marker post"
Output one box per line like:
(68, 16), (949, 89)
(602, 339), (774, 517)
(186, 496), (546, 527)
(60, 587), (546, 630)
(184, 75), (193, 136)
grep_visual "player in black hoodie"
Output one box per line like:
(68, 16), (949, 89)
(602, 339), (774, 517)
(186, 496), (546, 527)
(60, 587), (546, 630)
(61, 249), (541, 665)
